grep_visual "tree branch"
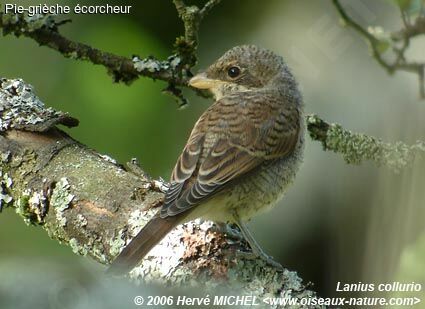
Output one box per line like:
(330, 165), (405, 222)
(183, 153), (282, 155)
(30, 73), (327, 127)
(0, 0), (219, 105)
(173, 0), (221, 55)
(306, 114), (425, 173)
(0, 78), (322, 305)
(332, 0), (425, 99)
(0, 13), (181, 85)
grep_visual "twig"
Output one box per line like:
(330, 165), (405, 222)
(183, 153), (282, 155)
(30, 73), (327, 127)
(200, 0), (222, 17)
(332, 0), (425, 99)
(173, 0), (221, 46)
(0, 14), (184, 85)
(307, 114), (425, 173)
(172, 0), (221, 68)
(0, 0), (221, 106)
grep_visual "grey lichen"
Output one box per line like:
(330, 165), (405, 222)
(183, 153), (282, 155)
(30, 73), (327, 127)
(133, 56), (161, 73)
(128, 221), (196, 282)
(151, 178), (170, 193)
(169, 55), (182, 69)
(1, 12), (56, 33)
(0, 78), (78, 132)
(109, 229), (127, 258)
(307, 114), (425, 173)
(0, 171), (13, 211)
(98, 153), (118, 165)
(327, 124), (425, 172)
(91, 242), (108, 264)
(69, 238), (90, 256)
(132, 54), (182, 74)
(27, 190), (48, 223)
(227, 257), (320, 308)
(0, 12), (20, 26)
(22, 14), (57, 31)
(50, 177), (74, 227)
(75, 213), (88, 228)
(110, 208), (159, 264)
(70, 235), (107, 262)
(125, 218), (320, 308)
(127, 208), (152, 236)
(1, 151), (11, 163)
(67, 51), (79, 59)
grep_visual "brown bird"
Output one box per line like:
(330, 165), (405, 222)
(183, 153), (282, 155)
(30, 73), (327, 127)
(108, 45), (304, 274)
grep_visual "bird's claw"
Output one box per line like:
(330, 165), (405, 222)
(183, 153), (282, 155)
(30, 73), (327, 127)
(237, 250), (284, 272)
(209, 222), (244, 241)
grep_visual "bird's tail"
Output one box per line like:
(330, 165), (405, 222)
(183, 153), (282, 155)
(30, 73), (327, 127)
(107, 213), (183, 275)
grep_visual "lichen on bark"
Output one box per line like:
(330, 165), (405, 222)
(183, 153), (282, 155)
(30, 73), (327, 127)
(307, 114), (425, 172)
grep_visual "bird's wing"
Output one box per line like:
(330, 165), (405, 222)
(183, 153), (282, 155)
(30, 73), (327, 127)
(160, 94), (300, 218)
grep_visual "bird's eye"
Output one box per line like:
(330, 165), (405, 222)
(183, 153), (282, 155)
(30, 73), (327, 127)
(227, 66), (240, 78)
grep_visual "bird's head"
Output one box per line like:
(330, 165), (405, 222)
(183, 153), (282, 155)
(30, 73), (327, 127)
(189, 45), (298, 100)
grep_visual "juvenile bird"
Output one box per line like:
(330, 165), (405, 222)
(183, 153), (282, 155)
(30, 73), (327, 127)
(108, 45), (304, 274)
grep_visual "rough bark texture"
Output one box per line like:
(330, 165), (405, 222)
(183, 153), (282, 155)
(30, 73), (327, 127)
(0, 78), (322, 307)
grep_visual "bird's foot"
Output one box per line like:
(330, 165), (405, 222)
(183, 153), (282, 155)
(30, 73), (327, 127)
(209, 222), (244, 241)
(233, 218), (284, 271)
(238, 248), (284, 272)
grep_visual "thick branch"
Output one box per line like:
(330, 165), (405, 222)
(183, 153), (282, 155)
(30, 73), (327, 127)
(0, 78), (321, 305)
(332, 0), (425, 99)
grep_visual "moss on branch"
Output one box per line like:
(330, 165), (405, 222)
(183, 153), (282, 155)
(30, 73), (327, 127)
(307, 114), (425, 172)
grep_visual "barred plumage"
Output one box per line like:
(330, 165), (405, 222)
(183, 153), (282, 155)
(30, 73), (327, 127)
(108, 45), (304, 275)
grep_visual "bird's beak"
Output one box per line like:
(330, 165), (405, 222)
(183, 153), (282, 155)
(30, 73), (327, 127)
(189, 73), (218, 89)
